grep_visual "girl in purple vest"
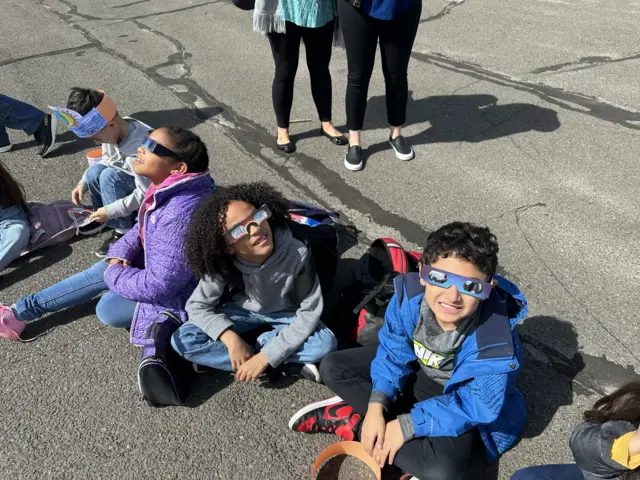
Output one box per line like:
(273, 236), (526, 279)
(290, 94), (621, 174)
(0, 126), (212, 343)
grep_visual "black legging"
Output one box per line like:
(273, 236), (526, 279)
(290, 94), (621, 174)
(320, 347), (480, 480)
(268, 21), (335, 129)
(337, 0), (422, 131)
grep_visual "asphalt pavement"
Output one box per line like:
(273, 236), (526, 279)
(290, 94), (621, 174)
(1, 0), (639, 478)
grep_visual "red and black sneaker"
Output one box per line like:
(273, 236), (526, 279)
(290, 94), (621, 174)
(288, 396), (361, 441)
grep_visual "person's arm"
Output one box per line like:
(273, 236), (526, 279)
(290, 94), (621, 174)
(104, 160), (151, 219)
(105, 226), (142, 262)
(369, 296), (416, 410)
(259, 253), (324, 368)
(103, 211), (191, 303)
(185, 276), (235, 341)
(397, 373), (509, 441)
(611, 426), (640, 470)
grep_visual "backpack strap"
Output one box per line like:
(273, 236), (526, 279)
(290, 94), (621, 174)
(392, 272), (423, 308)
(373, 238), (409, 274)
(475, 289), (514, 359)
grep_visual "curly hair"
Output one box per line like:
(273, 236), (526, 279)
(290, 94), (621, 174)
(159, 126), (209, 173)
(421, 222), (499, 278)
(186, 182), (290, 279)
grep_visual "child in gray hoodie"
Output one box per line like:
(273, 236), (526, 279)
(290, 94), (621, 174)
(171, 182), (337, 383)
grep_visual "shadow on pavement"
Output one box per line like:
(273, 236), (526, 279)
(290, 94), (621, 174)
(22, 298), (100, 340)
(1, 244), (74, 290)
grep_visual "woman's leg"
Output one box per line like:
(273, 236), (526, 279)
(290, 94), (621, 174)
(0, 214), (30, 271)
(337, 0), (379, 142)
(302, 21), (335, 128)
(379, 0), (422, 136)
(12, 260), (109, 321)
(268, 23), (302, 144)
(95, 292), (137, 329)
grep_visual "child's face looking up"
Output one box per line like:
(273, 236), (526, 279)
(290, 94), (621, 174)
(421, 256), (489, 331)
(223, 200), (274, 264)
(134, 128), (187, 185)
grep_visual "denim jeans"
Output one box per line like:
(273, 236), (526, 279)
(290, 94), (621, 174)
(84, 164), (136, 230)
(0, 95), (45, 146)
(511, 465), (584, 480)
(13, 260), (137, 328)
(0, 205), (30, 272)
(171, 305), (338, 370)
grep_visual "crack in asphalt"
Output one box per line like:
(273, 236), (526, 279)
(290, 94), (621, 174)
(530, 52), (640, 75)
(0, 44), (95, 68)
(421, 0), (467, 23)
(412, 51), (640, 130)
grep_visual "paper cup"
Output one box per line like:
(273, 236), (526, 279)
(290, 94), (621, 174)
(86, 148), (102, 166)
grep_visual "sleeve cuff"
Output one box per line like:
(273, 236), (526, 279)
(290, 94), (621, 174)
(259, 342), (286, 368)
(397, 414), (416, 442)
(368, 391), (392, 411)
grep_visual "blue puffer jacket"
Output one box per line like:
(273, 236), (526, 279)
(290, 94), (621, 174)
(371, 272), (528, 462)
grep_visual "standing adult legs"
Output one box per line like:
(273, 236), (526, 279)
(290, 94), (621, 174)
(379, 0), (422, 143)
(268, 23), (303, 149)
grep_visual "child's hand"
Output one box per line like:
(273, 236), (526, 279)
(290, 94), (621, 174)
(90, 207), (109, 223)
(220, 330), (254, 371)
(71, 184), (85, 205)
(373, 419), (405, 468)
(361, 403), (387, 457)
(235, 352), (269, 382)
(108, 259), (130, 267)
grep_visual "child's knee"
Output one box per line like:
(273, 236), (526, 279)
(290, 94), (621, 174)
(99, 166), (120, 186)
(85, 164), (103, 184)
(319, 350), (344, 381)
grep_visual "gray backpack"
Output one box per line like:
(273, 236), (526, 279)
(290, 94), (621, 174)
(20, 200), (92, 256)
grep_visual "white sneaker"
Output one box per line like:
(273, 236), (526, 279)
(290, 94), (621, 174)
(0, 143), (12, 153)
(300, 363), (322, 383)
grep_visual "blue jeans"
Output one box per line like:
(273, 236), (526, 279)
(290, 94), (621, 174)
(0, 95), (45, 146)
(13, 260), (137, 328)
(0, 206), (30, 272)
(171, 305), (338, 370)
(84, 164), (136, 230)
(511, 465), (584, 480)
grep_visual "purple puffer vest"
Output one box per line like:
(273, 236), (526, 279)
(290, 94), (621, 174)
(104, 172), (212, 346)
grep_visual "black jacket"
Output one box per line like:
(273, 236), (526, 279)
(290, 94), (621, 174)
(571, 421), (637, 479)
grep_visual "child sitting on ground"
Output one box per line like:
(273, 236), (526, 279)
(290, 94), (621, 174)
(171, 182), (337, 383)
(0, 162), (29, 274)
(289, 222), (528, 480)
(0, 127), (212, 344)
(50, 87), (152, 257)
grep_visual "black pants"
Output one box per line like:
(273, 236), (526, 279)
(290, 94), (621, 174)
(337, 0), (422, 131)
(320, 346), (480, 480)
(268, 21), (335, 129)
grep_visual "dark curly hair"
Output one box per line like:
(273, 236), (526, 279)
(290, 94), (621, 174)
(159, 126), (209, 173)
(186, 182), (290, 279)
(421, 222), (499, 278)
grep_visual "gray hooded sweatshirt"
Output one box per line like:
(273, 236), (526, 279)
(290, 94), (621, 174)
(185, 227), (323, 367)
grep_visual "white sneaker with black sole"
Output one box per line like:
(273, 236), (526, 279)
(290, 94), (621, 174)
(344, 145), (363, 171)
(300, 363), (322, 383)
(389, 135), (414, 161)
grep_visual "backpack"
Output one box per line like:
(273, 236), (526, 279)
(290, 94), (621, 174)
(137, 312), (193, 407)
(20, 200), (93, 256)
(328, 238), (421, 347)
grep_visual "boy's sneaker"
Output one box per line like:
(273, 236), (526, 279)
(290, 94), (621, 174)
(192, 363), (211, 374)
(344, 145), (363, 171)
(0, 143), (12, 153)
(33, 113), (57, 157)
(399, 475), (418, 480)
(78, 220), (106, 236)
(269, 362), (323, 383)
(0, 304), (25, 341)
(288, 396), (361, 441)
(300, 363), (322, 383)
(95, 230), (125, 258)
(389, 135), (414, 161)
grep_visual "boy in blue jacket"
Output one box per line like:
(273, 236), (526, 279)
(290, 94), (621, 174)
(289, 222), (528, 479)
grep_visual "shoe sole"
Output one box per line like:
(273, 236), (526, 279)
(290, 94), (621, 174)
(288, 395), (343, 431)
(40, 114), (57, 158)
(0, 144), (12, 153)
(94, 251), (107, 258)
(79, 225), (106, 236)
(389, 140), (414, 161)
(344, 155), (363, 172)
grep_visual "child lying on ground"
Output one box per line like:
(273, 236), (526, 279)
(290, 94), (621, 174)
(0, 127), (212, 344)
(51, 87), (152, 257)
(171, 182), (337, 383)
(289, 222), (528, 480)
(0, 162), (29, 273)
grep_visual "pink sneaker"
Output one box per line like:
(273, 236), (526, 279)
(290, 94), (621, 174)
(0, 304), (25, 341)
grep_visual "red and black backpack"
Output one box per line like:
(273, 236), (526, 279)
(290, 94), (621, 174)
(328, 238), (421, 347)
